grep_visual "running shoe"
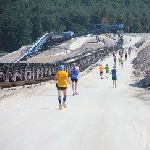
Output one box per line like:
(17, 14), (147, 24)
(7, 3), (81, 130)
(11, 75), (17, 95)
(62, 103), (67, 108)
(59, 105), (62, 110)
(75, 92), (78, 95)
(73, 93), (76, 96)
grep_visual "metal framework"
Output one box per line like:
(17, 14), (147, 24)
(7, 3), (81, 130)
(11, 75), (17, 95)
(0, 44), (122, 89)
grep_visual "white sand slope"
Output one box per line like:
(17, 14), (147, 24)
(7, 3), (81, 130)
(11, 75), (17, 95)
(0, 36), (150, 150)
(69, 37), (92, 50)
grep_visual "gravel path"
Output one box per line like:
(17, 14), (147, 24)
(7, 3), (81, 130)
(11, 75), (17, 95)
(0, 36), (150, 150)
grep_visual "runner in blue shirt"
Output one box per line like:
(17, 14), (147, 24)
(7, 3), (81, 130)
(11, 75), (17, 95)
(70, 62), (80, 95)
(110, 66), (117, 88)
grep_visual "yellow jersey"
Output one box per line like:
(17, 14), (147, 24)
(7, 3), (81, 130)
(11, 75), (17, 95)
(118, 57), (122, 62)
(55, 71), (68, 87)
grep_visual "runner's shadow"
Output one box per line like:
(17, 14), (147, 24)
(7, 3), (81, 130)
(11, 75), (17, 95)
(39, 94), (73, 96)
(39, 95), (59, 96)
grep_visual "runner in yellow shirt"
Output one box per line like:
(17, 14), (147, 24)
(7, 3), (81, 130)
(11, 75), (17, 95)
(120, 59), (124, 68)
(55, 65), (71, 110)
(118, 57), (122, 66)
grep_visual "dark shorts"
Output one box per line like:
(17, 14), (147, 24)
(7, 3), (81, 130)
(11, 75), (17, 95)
(100, 71), (103, 75)
(57, 87), (67, 90)
(112, 76), (117, 80)
(106, 71), (109, 73)
(71, 79), (78, 83)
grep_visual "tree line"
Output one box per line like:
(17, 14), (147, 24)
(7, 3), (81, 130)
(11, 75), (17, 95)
(0, 0), (150, 52)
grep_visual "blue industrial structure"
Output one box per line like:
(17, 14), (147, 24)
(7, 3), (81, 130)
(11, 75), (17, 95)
(14, 24), (124, 63)
(63, 32), (74, 39)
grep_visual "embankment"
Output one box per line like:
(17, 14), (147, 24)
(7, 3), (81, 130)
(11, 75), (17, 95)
(133, 36), (150, 88)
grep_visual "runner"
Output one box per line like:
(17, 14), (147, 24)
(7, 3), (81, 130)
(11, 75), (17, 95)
(70, 62), (80, 96)
(120, 58), (124, 68)
(99, 64), (104, 79)
(121, 53), (123, 58)
(114, 56), (116, 65)
(55, 65), (71, 110)
(118, 56), (122, 66)
(125, 52), (127, 61)
(113, 53), (116, 57)
(121, 49), (124, 55)
(134, 33), (136, 37)
(128, 49), (131, 58)
(119, 50), (121, 56)
(110, 66), (117, 88)
(105, 64), (109, 78)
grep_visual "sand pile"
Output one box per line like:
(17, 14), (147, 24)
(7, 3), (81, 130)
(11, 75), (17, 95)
(24, 35), (113, 63)
(133, 38), (150, 87)
(0, 46), (29, 63)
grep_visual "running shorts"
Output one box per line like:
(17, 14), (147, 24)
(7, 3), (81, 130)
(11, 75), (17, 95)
(71, 79), (78, 83)
(57, 87), (67, 90)
(112, 76), (117, 80)
(100, 71), (103, 75)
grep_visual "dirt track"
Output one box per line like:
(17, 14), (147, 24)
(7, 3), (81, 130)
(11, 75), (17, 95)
(0, 35), (150, 150)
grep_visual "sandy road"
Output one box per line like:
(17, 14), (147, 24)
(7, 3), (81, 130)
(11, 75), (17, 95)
(0, 36), (150, 150)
